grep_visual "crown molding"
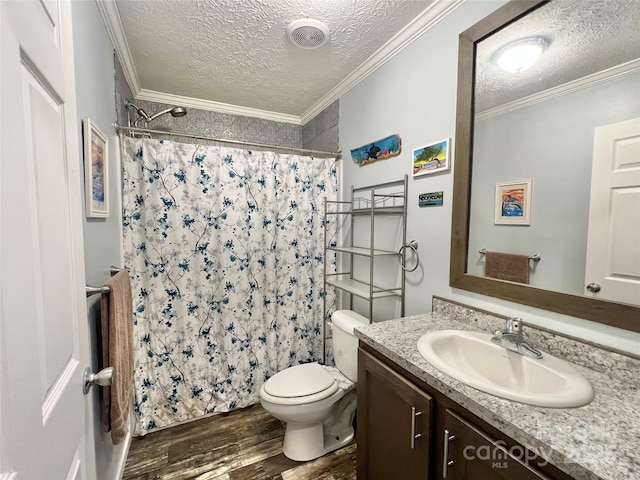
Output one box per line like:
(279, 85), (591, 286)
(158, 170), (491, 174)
(300, 0), (467, 124)
(96, 0), (140, 94)
(476, 58), (640, 122)
(136, 89), (302, 125)
(98, 0), (465, 125)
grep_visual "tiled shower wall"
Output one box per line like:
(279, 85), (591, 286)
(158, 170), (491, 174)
(114, 55), (338, 152)
(125, 98), (303, 148)
(114, 53), (134, 127)
(302, 101), (339, 153)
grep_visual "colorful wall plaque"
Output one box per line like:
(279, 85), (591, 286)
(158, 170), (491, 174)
(350, 134), (401, 167)
(419, 191), (443, 207)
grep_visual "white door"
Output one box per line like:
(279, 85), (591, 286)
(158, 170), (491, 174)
(585, 117), (640, 305)
(0, 1), (96, 479)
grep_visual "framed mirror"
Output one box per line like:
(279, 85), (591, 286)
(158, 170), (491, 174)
(450, 0), (640, 332)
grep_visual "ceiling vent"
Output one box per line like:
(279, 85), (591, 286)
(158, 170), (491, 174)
(287, 19), (329, 49)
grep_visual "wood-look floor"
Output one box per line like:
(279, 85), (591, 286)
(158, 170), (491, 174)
(122, 404), (356, 480)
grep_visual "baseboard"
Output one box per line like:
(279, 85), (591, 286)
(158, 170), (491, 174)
(114, 431), (132, 480)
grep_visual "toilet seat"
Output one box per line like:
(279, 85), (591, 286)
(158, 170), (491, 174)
(261, 363), (340, 406)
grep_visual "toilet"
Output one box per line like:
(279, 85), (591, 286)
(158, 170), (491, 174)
(259, 309), (368, 461)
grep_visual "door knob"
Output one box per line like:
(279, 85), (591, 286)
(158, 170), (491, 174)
(83, 366), (113, 394)
(586, 283), (601, 293)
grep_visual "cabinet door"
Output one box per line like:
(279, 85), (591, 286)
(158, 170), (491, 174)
(358, 349), (432, 480)
(443, 410), (550, 480)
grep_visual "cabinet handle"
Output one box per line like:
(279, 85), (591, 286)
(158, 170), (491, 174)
(442, 429), (455, 478)
(410, 406), (422, 449)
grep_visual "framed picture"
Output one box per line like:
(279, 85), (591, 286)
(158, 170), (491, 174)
(412, 138), (450, 177)
(83, 117), (109, 218)
(495, 180), (531, 225)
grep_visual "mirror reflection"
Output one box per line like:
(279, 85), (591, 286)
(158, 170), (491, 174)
(466, 0), (640, 306)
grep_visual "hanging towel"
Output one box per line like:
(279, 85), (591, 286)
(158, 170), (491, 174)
(100, 270), (134, 445)
(484, 251), (530, 284)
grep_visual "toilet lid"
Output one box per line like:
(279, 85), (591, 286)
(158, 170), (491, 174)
(264, 362), (336, 398)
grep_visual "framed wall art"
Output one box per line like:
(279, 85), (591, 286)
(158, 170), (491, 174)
(412, 138), (450, 177)
(83, 117), (109, 218)
(495, 180), (531, 225)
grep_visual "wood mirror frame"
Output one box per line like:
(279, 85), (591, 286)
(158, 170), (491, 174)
(449, 0), (640, 333)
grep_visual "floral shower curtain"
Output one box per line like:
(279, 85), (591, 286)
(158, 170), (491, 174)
(121, 137), (337, 435)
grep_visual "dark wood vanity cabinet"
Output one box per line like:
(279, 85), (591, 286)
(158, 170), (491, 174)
(357, 346), (572, 480)
(357, 346), (432, 479)
(443, 410), (548, 480)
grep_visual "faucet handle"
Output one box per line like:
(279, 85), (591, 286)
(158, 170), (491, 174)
(505, 317), (523, 334)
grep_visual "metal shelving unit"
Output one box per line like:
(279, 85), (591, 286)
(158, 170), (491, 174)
(322, 175), (408, 361)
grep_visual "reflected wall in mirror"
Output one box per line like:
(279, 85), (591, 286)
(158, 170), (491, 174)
(450, 0), (640, 332)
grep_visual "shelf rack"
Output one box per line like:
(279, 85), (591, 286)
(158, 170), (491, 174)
(322, 175), (408, 362)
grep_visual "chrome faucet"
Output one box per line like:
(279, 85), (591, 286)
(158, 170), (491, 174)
(491, 317), (542, 359)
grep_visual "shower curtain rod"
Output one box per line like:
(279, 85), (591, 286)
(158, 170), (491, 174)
(115, 124), (342, 158)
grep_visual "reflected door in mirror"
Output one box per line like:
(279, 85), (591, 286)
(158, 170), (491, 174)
(585, 117), (640, 305)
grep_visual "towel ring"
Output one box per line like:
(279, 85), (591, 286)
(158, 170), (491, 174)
(399, 240), (420, 272)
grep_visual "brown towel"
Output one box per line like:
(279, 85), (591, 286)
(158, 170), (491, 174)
(100, 270), (134, 445)
(484, 251), (530, 284)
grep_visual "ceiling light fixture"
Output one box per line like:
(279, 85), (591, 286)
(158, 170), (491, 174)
(287, 19), (329, 49)
(493, 37), (549, 72)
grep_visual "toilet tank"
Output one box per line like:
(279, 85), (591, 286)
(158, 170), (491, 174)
(331, 310), (369, 382)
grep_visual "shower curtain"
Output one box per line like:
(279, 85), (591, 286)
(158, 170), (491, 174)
(121, 137), (337, 435)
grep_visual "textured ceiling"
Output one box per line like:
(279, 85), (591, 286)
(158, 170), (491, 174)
(113, 0), (639, 119)
(114, 0), (433, 117)
(476, 0), (640, 112)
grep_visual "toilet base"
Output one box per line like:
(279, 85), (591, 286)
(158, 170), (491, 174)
(283, 422), (354, 462)
(323, 425), (355, 455)
(281, 390), (357, 462)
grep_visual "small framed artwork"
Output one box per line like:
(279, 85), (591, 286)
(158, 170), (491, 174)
(412, 138), (450, 177)
(83, 117), (109, 218)
(495, 180), (531, 225)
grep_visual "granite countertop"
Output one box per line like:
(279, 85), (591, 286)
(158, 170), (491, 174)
(355, 312), (640, 480)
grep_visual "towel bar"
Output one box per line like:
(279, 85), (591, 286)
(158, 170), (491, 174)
(85, 267), (126, 297)
(479, 249), (541, 262)
(86, 286), (110, 297)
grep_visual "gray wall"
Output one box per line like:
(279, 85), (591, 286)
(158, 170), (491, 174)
(118, 97), (303, 149)
(72, 2), (127, 479)
(339, 0), (640, 353)
(468, 72), (640, 295)
(302, 100), (339, 153)
(115, 65), (339, 155)
(115, 53), (134, 127)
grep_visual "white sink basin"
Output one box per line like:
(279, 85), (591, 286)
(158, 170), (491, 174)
(417, 330), (594, 408)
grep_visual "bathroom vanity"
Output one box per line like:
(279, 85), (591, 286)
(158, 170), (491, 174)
(355, 300), (640, 480)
